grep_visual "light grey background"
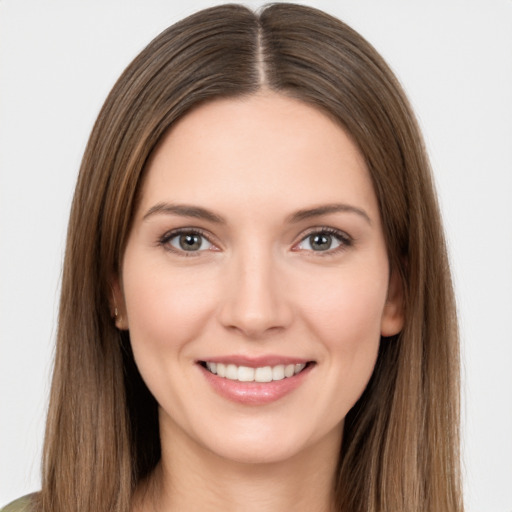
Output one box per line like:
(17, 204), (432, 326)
(1, 1), (511, 510)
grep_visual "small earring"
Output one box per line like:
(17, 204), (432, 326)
(112, 306), (121, 325)
(113, 307), (124, 329)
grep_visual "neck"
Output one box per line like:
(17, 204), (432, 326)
(134, 416), (341, 512)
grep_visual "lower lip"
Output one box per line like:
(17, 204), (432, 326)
(199, 364), (314, 405)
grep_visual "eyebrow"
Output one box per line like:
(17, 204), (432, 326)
(143, 203), (226, 224)
(287, 203), (372, 225)
(143, 201), (371, 225)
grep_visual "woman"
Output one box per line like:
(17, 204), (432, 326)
(3, 3), (463, 511)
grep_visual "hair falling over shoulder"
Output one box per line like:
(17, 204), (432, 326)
(36, 4), (463, 512)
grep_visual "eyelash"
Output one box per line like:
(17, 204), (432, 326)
(294, 227), (353, 256)
(157, 226), (353, 256)
(158, 228), (216, 257)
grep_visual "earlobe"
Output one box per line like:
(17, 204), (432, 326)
(380, 269), (405, 337)
(110, 277), (129, 330)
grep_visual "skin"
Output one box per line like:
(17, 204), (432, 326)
(114, 91), (404, 512)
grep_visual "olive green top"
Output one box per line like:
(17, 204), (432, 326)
(1, 494), (35, 512)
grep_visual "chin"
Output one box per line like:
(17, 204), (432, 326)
(192, 416), (344, 468)
(206, 438), (310, 466)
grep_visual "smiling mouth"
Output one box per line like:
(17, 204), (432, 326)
(200, 361), (312, 383)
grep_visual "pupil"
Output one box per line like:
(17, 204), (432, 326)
(179, 234), (201, 251)
(311, 233), (331, 251)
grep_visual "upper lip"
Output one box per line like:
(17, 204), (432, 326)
(197, 355), (313, 368)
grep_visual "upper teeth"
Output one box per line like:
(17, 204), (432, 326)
(206, 362), (306, 382)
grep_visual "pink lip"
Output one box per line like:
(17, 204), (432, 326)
(198, 361), (314, 406)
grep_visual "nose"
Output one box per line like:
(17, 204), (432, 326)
(218, 246), (293, 339)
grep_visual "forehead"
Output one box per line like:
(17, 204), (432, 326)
(138, 92), (378, 220)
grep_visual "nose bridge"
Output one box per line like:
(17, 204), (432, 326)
(219, 239), (291, 337)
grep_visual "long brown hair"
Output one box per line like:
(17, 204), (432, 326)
(37, 4), (463, 511)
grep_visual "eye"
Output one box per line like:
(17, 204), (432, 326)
(161, 230), (214, 254)
(295, 229), (351, 253)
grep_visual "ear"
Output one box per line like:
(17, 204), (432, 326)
(380, 268), (405, 337)
(110, 276), (129, 331)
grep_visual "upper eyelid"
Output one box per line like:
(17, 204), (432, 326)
(297, 226), (352, 242)
(160, 226), (209, 239)
(160, 226), (217, 240)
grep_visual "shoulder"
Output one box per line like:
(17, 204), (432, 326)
(1, 494), (36, 512)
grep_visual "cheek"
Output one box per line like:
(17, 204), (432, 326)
(296, 262), (388, 390)
(122, 257), (219, 356)
(300, 263), (388, 341)
(121, 259), (223, 418)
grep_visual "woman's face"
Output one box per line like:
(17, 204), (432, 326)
(115, 92), (403, 465)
